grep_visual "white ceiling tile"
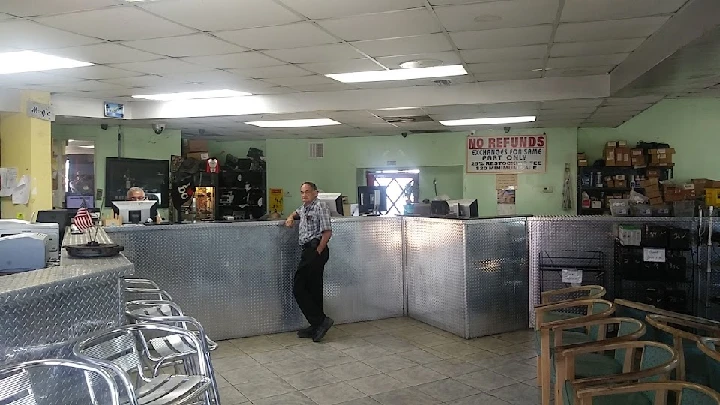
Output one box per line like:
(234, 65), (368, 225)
(604, 95), (664, 105)
(48, 65), (144, 80)
(140, 0), (302, 31)
(544, 66), (615, 77)
(375, 108), (427, 117)
(48, 80), (128, 92)
(182, 52), (282, 69)
(461, 45), (548, 63)
(122, 34), (245, 58)
(300, 59), (383, 74)
(317, 9), (442, 41)
(434, 0), (559, 32)
(39, 43), (159, 64)
(561, 0), (688, 22)
(594, 104), (653, 114)
(1, 0), (121, 17)
(100, 75), (171, 88)
(555, 16), (669, 43)
(278, 0), (425, 19)
(473, 71), (543, 81)
(230, 65), (313, 79)
(0, 72), (83, 86)
(429, 0), (502, 4)
(468, 60), (544, 74)
(263, 44), (362, 63)
(550, 38), (646, 57)
(351, 34), (454, 58)
(160, 70), (246, 85)
(110, 59), (211, 75)
(215, 22), (339, 50)
(547, 54), (628, 69)
(540, 106), (598, 115)
(0, 20), (100, 49)
(376, 52), (463, 69)
(35, 7), (194, 41)
(262, 75), (337, 87)
(540, 99), (603, 109)
(450, 25), (553, 50)
(289, 83), (360, 92)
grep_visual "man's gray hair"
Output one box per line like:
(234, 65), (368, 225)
(126, 187), (145, 198)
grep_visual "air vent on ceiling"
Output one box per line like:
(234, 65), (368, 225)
(382, 115), (434, 124)
(433, 79), (453, 86)
(309, 142), (324, 159)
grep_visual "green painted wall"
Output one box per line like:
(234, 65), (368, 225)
(52, 124), (181, 218)
(265, 128), (578, 216)
(578, 98), (720, 182)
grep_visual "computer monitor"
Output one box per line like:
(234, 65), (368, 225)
(66, 195), (95, 209)
(112, 201), (157, 224)
(36, 209), (70, 245)
(357, 186), (387, 214)
(317, 193), (344, 217)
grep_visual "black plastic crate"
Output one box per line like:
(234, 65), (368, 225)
(667, 227), (691, 250)
(642, 225), (669, 248)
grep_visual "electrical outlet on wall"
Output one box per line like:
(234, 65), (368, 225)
(542, 186), (554, 193)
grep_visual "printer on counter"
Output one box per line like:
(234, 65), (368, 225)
(0, 219), (60, 261)
(0, 233), (50, 273)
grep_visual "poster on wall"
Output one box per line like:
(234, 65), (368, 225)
(467, 135), (547, 174)
(269, 188), (284, 214)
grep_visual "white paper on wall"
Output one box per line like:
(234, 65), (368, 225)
(12, 175), (30, 205)
(0, 167), (18, 197)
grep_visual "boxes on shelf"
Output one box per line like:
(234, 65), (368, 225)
(640, 177), (659, 188)
(578, 159), (588, 167)
(187, 151), (209, 161)
(186, 139), (208, 152)
(706, 188), (720, 206)
(672, 201), (695, 217)
(649, 148), (675, 165)
(646, 169), (661, 178)
(649, 196), (665, 206)
(615, 147), (632, 167)
(616, 224), (642, 246)
(609, 199), (630, 216)
(604, 146), (616, 166)
(631, 204), (652, 217)
(692, 178), (713, 196)
(652, 205), (671, 216)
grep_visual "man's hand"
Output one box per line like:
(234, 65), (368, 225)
(316, 246), (323, 255)
(285, 217), (295, 227)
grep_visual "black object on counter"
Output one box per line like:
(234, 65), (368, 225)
(65, 241), (124, 258)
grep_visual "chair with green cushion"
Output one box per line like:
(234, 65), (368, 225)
(646, 314), (720, 385)
(558, 340), (678, 405)
(535, 299), (616, 405)
(572, 381), (720, 405)
(697, 337), (720, 393)
(539, 286), (607, 324)
(615, 299), (706, 342)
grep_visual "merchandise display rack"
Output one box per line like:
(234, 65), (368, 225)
(539, 250), (606, 296)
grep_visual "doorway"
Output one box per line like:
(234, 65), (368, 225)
(62, 139), (96, 209)
(366, 169), (420, 216)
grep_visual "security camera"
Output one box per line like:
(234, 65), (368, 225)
(100, 123), (108, 131)
(152, 123), (166, 135)
(504, 126), (511, 134)
(401, 132), (408, 138)
(470, 130), (476, 136)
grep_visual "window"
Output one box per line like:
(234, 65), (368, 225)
(366, 169), (419, 216)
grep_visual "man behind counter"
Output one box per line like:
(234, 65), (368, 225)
(112, 187), (163, 223)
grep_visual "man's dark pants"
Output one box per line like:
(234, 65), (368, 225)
(293, 239), (330, 327)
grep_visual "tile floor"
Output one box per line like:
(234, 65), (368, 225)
(212, 317), (539, 405)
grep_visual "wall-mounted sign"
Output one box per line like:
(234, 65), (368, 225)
(104, 102), (125, 119)
(269, 188), (284, 214)
(26, 101), (53, 121)
(467, 135), (547, 174)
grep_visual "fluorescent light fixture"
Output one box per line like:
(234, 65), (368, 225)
(378, 107), (417, 111)
(77, 145), (95, 149)
(132, 89), (251, 101)
(0, 51), (92, 74)
(440, 116), (537, 126)
(245, 118), (341, 128)
(326, 65), (467, 83)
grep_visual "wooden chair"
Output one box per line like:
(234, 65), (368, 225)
(535, 299), (616, 405)
(541, 285), (607, 305)
(573, 381), (720, 405)
(646, 314), (720, 385)
(615, 299), (709, 341)
(558, 340), (678, 405)
(696, 337), (720, 393)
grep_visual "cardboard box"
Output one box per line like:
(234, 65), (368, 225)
(578, 159), (588, 167)
(632, 157), (646, 167)
(647, 169), (661, 178)
(641, 177), (659, 188)
(577, 153), (587, 160)
(607, 141), (617, 148)
(186, 139), (208, 152)
(615, 180), (627, 188)
(605, 147), (616, 166)
(615, 147), (631, 166)
(631, 148), (644, 156)
(187, 152), (209, 161)
(614, 175), (626, 181)
(617, 140), (628, 147)
(645, 185), (662, 199)
(649, 148), (676, 155)
(649, 196), (665, 206)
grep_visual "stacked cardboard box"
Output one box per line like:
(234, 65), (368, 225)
(577, 152), (588, 167)
(664, 184), (695, 202)
(604, 141), (631, 167)
(641, 177), (664, 206)
(649, 148), (675, 166)
(631, 148), (645, 167)
(185, 139), (209, 161)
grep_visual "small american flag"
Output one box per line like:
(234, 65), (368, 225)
(74, 208), (94, 231)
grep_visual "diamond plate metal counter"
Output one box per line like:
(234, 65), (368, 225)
(1, 229), (132, 368)
(107, 218), (404, 340)
(527, 216), (698, 326)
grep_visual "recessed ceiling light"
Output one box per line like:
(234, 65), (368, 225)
(399, 59), (443, 69)
(0, 51), (92, 74)
(531, 68), (552, 72)
(474, 15), (503, 22)
(327, 65), (467, 83)
(132, 89), (251, 101)
(245, 118), (342, 128)
(440, 116), (537, 126)
(77, 145), (95, 149)
(378, 107), (417, 111)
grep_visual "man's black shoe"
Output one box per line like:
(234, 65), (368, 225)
(312, 317), (334, 343)
(297, 326), (315, 338)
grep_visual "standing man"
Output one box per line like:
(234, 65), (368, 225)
(285, 182), (334, 342)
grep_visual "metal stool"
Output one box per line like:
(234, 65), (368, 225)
(74, 323), (214, 405)
(0, 359), (121, 405)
